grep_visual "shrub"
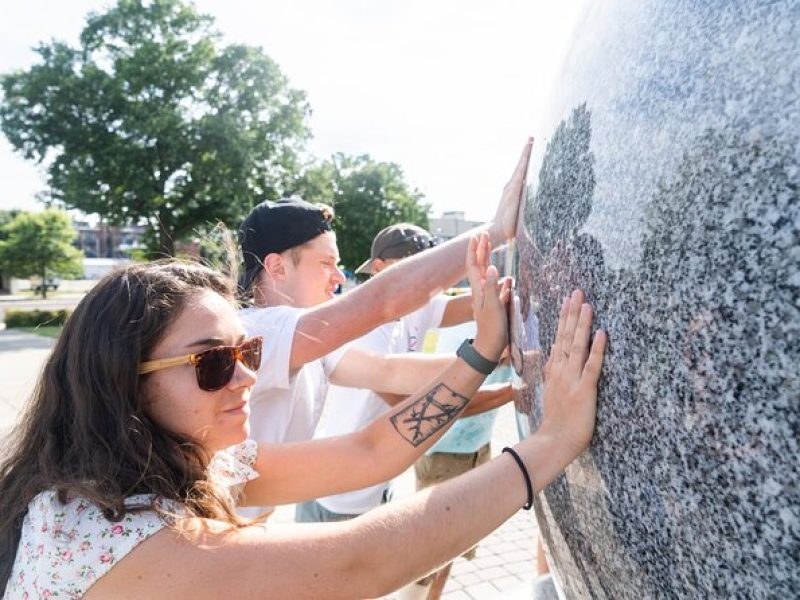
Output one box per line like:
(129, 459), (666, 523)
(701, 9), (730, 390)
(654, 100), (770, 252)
(4, 309), (70, 328)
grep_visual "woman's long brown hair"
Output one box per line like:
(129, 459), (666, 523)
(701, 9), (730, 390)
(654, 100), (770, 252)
(0, 261), (249, 592)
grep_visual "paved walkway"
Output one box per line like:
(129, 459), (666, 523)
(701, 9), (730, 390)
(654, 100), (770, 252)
(0, 330), (541, 599)
(0, 329), (55, 439)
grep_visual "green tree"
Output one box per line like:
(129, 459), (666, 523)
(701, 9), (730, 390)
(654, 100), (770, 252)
(0, 210), (22, 249)
(0, 0), (310, 257)
(292, 154), (431, 271)
(0, 210), (84, 298)
(0, 210), (22, 233)
(0, 210), (21, 291)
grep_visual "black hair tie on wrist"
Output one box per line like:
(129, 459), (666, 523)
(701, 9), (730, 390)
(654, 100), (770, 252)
(502, 447), (534, 510)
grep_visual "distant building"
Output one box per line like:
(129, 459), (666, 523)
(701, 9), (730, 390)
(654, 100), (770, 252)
(0, 218), (148, 294)
(429, 210), (511, 276)
(82, 258), (130, 280)
(73, 220), (146, 259)
(429, 211), (484, 241)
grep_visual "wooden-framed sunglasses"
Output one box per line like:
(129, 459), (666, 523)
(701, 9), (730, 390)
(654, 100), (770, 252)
(138, 337), (263, 391)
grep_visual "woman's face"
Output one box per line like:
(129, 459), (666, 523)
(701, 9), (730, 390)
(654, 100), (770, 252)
(142, 289), (257, 452)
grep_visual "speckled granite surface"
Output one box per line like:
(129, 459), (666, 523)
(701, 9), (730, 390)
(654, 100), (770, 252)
(509, 1), (799, 598)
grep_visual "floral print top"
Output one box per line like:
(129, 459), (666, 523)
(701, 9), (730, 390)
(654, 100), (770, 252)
(5, 440), (258, 599)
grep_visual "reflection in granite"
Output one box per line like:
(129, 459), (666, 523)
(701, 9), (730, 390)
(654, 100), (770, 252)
(510, 1), (799, 597)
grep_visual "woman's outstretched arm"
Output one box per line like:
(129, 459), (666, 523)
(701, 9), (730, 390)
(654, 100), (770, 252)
(85, 290), (605, 600)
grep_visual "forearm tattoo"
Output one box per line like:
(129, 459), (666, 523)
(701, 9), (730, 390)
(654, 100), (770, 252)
(390, 383), (470, 447)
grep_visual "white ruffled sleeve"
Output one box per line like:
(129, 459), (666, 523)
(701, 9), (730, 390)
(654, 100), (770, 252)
(208, 439), (259, 488)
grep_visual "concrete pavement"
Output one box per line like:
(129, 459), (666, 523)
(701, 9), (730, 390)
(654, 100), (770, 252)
(0, 329), (55, 439)
(0, 330), (542, 599)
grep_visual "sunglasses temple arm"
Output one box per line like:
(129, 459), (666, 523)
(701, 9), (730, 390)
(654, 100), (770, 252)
(138, 355), (194, 375)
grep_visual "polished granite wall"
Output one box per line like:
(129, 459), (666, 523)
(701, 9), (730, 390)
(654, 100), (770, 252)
(509, 1), (799, 597)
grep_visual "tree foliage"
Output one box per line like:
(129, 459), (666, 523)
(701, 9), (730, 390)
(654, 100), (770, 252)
(0, 210), (84, 297)
(0, 0), (310, 256)
(292, 153), (431, 271)
(0, 210), (22, 238)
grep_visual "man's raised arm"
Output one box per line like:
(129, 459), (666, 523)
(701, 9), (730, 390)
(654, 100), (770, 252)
(289, 138), (533, 370)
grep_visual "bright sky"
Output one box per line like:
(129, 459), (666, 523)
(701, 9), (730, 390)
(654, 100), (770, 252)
(0, 0), (585, 222)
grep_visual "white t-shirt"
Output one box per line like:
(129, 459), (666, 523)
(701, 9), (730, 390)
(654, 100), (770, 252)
(238, 305), (348, 517)
(314, 295), (450, 515)
(239, 305), (349, 446)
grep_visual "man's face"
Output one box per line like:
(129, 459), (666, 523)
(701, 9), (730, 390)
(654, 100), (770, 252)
(283, 232), (345, 307)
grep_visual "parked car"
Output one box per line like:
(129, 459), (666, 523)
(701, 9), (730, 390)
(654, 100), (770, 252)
(30, 276), (61, 293)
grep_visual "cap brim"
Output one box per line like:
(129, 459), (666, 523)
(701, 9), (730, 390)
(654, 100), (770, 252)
(354, 258), (374, 275)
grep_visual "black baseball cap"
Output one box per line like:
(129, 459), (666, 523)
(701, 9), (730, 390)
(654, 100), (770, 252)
(354, 223), (437, 275)
(239, 198), (333, 291)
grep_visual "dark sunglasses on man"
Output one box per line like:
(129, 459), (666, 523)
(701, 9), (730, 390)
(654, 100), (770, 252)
(138, 337), (263, 392)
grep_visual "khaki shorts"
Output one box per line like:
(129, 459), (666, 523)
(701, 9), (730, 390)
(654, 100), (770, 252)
(414, 443), (491, 560)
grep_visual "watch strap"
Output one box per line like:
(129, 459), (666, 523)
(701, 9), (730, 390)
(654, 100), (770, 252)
(456, 338), (498, 375)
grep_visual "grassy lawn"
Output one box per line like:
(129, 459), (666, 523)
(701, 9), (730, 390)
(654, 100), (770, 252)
(17, 326), (62, 339)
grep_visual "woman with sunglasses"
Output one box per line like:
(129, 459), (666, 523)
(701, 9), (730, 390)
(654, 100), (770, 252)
(0, 233), (606, 599)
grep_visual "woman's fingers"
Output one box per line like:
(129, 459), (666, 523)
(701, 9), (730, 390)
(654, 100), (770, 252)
(561, 291), (583, 357)
(551, 296), (570, 366)
(552, 294), (571, 366)
(568, 303), (593, 372)
(582, 329), (607, 381)
(547, 289), (606, 384)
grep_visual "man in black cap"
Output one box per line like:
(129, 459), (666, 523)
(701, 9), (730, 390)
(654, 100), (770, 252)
(237, 140), (532, 518)
(353, 223), (476, 347)
(355, 223), (441, 274)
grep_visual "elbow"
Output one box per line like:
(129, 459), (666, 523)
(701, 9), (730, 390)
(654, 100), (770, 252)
(352, 428), (404, 484)
(338, 522), (413, 598)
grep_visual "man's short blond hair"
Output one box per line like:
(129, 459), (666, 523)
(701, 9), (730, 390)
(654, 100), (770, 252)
(286, 203), (335, 266)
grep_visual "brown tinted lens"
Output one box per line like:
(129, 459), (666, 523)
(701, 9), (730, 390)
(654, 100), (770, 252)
(195, 346), (236, 391)
(240, 337), (263, 371)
